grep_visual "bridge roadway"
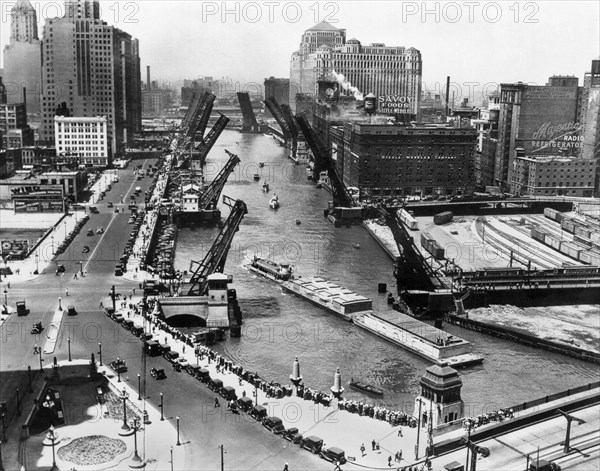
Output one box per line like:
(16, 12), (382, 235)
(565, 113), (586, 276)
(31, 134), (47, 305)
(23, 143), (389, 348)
(0, 159), (333, 470)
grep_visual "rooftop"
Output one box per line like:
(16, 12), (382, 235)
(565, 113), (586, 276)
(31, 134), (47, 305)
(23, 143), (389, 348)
(306, 20), (341, 32)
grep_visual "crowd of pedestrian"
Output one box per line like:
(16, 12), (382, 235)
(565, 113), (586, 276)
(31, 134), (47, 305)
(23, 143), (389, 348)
(338, 398), (418, 428)
(464, 408), (514, 429)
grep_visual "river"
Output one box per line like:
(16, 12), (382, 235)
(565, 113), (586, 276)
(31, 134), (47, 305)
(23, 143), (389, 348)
(173, 129), (598, 414)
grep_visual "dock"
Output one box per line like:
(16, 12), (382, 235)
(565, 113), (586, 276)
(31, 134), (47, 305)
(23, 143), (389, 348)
(354, 311), (483, 367)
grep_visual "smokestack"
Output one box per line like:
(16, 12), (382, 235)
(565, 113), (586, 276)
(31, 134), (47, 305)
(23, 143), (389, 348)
(147, 66), (151, 91)
(445, 76), (450, 117)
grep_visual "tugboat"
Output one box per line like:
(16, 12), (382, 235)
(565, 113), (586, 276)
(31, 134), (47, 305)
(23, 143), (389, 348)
(262, 181), (270, 192)
(269, 194), (280, 209)
(349, 378), (383, 396)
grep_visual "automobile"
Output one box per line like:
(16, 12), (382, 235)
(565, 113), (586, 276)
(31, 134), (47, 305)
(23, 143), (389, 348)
(176, 357), (189, 369)
(109, 359), (127, 373)
(82, 245), (90, 253)
(89, 206), (99, 213)
(96, 227), (104, 234)
(16, 301), (29, 316)
(282, 427), (303, 444)
(87, 229), (94, 236)
(107, 202), (114, 208)
(150, 368), (167, 380)
(262, 416), (285, 434)
(114, 265), (123, 276)
(197, 367), (210, 383)
(114, 207), (120, 213)
(219, 386), (237, 401)
(237, 396), (253, 412)
(56, 264), (66, 273)
(208, 378), (223, 392)
(301, 435), (323, 454)
(249, 404), (268, 421)
(112, 313), (124, 323)
(320, 446), (347, 465)
(31, 322), (43, 334)
(67, 305), (77, 316)
(164, 351), (180, 365)
(135, 186), (142, 192)
(128, 217), (135, 224)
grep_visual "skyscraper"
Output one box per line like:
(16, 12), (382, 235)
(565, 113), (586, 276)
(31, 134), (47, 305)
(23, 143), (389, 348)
(39, 0), (141, 155)
(289, 22), (422, 117)
(2, 0), (42, 112)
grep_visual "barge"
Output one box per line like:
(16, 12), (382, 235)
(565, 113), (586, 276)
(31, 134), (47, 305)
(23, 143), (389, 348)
(281, 276), (373, 321)
(353, 311), (484, 368)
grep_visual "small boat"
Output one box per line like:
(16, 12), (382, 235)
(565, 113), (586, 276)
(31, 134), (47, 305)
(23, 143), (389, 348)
(349, 379), (383, 396)
(269, 194), (280, 209)
(295, 219), (301, 225)
(262, 181), (269, 192)
(352, 243), (361, 249)
(253, 173), (260, 181)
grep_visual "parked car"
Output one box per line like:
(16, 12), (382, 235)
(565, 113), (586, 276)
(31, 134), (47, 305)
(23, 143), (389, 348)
(96, 227), (104, 234)
(164, 351), (180, 365)
(320, 446), (347, 465)
(67, 305), (77, 316)
(107, 202), (114, 208)
(208, 378), (223, 392)
(282, 427), (303, 444)
(110, 359), (127, 373)
(237, 396), (253, 412)
(219, 386), (237, 401)
(301, 436), (323, 454)
(56, 264), (66, 273)
(249, 404), (268, 421)
(262, 416), (285, 434)
(151, 368), (166, 380)
(82, 245), (90, 253)
(87, 229), (94, 236)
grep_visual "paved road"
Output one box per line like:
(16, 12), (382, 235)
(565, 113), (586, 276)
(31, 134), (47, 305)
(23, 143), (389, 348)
(0, 158), (332, 470)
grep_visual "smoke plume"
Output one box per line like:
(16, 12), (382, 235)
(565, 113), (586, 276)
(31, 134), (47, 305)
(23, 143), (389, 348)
(331, 70), (364, 101)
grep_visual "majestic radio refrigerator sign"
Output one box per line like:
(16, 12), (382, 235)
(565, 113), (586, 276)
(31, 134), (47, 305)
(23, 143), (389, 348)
(530, 121), (585, 154)
(378, 95), (414, 115)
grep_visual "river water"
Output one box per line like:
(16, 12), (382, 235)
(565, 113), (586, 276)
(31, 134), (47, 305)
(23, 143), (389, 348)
(174, 130), (598, 414)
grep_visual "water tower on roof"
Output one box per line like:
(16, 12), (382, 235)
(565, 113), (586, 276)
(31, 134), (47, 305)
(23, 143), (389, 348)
(414, 361), (464, 429)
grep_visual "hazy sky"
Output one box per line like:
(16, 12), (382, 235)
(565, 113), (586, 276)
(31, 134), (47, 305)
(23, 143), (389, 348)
(1, 0), (599, 103)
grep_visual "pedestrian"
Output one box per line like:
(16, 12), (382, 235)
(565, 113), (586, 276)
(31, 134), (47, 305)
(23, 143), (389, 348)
(334, 461), (341, 471)
(399, 450), (402, 461)
(99, 301), (103, 308)
(371, 439), (376, 451)
(398, 427), (403, 437)
(360, 443), (366, 457)
(65, 288), (69, 296)
(133, 288), (136, 295)
(74, 273), (78, 279)
(214, 397), (220, 407)
(388, 455), (392, 467)
(283, 463), (289, 471)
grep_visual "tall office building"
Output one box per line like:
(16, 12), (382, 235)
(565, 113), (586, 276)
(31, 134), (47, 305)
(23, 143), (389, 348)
(39, 0), (141, 155)
(2, 0), (42, 112)
(290, 22), (422, 118)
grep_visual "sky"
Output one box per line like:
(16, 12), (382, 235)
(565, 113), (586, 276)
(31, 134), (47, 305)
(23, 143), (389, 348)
(1, 0), (599, 103)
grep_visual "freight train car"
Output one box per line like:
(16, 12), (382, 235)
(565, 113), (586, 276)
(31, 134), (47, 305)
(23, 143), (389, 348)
(420, 233), (445, 260)
(397, 209), (419, 230)
(433, 211), (453, 225)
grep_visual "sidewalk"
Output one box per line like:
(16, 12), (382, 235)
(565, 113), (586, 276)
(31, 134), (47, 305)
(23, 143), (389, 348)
(110, 300), (427, 470)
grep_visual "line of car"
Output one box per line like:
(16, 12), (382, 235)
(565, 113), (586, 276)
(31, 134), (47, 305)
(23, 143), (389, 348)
(104, 306), (348, 467)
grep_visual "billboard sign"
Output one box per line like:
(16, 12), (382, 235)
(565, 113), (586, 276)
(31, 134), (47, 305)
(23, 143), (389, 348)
(378, 95), (414, 115)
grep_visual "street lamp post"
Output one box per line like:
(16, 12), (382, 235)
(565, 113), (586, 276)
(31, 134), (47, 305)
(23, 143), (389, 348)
(2, 290), (6, 307)
(27, 366), (33, 393)
(35, 252), (39, 273)
(68, 337), (72, 361)
(137, 373), (141, 400)
(160, 392), (164, 421)
(176, 416), (181, 446)
(51, 235), (55, 255)
(64, 221), (67, 239)
(98, 343), (103, 366)
(38, 347), (44, 371)
(58, 296), (62, 311)
(45, 425), (60, 471)
(130, 418), (142, 463)
(121, 388), (130, 430)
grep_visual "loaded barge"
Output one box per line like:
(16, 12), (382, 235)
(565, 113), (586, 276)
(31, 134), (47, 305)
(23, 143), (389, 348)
(354, 311), (483, 367)
(246, 258), (483, 367)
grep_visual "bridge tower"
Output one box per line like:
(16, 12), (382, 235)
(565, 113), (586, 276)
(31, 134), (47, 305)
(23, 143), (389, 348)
(414, 362), (464, 430)
(206, 273), (230, 326)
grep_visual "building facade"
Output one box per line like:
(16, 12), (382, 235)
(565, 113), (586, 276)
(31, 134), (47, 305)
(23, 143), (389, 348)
(330, 123), (477, 198)
(510, 155), (596, 197)
(2, 0), (42, 113)
(0, 103), (34, 148)
(39, 0), (141, 154)
(290, 22), (422, 118)
(54, 116), (109, 166)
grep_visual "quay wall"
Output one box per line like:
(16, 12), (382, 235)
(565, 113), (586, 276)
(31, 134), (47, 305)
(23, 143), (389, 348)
(444, 313), (600, 364)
